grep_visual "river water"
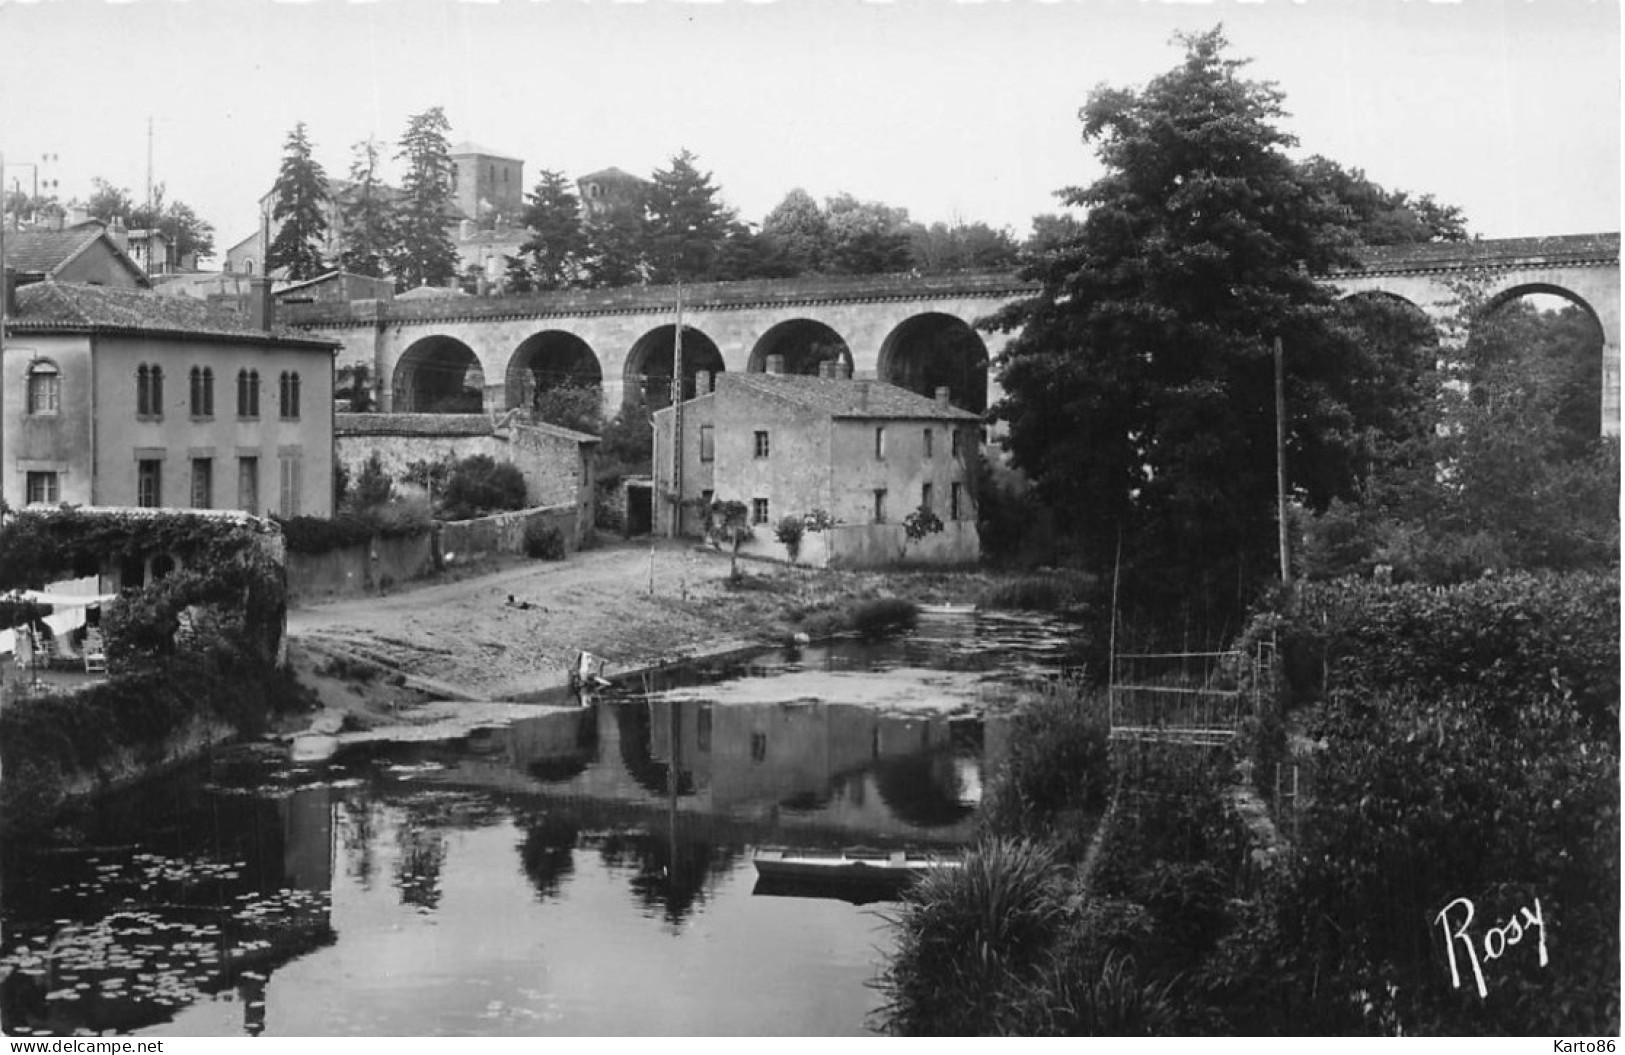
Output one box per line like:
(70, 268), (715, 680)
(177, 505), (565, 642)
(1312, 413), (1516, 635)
(0, 611), (1086, 1037)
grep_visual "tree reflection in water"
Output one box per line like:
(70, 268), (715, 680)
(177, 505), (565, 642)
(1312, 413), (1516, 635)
(517, 812), (579, 901)
(872, 751), (974, 827)
(591, 828), (741, 925)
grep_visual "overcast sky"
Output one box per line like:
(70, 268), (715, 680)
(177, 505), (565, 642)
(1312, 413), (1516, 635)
(0, 0), (1617, 262)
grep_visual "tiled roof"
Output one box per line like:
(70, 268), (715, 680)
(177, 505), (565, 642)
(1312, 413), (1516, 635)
(451, 141), (521, 161)
(8, 281), (337, 349)
(336, 413), (494, 437)
(5, 229), (139, 280)
(718, 373), (982, 421)
(515, 419), (600, 445)
(578, 167), (650, 186)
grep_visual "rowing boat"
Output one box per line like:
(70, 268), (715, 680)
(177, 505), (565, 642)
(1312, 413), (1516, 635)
(917, 603), (977, 617)
(752, 847), (962, 884)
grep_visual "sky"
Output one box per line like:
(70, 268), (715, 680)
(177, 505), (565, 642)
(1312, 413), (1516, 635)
(0, 0), (1617, 264)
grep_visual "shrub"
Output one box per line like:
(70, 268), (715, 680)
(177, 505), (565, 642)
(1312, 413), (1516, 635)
(524, 520), (566, 561)
(873, 838), (1069, 1035)
(276, 514), (375, 555)
(979, 572), (1092, 612)
(980, 679), (1110, 852)
(850, 597), (917, 638)
(440, 455), (529, 520)
(773, 515), (805, 561)
(351, 451), (395, 509)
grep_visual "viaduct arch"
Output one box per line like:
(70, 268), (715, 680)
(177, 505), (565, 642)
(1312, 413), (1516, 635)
(286, 233), (1619, 434)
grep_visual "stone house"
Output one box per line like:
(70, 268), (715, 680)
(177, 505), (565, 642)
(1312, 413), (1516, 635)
(5, 228), (150, 288)
(652, 364), (982, 566)
(3, 279), (338, 516)
(334, 411), (599, 548)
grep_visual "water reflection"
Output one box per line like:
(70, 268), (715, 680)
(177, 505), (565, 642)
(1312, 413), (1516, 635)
(2, 610), (1087, 1035)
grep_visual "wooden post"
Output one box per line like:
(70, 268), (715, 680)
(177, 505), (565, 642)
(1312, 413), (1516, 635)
(1275, 336), (1291, 585)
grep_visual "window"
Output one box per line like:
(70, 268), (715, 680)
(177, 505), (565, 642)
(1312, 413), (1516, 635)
(951, 482), (964, 521)
(138, 364), (164, 416)
(753, 430), (770, 459)
(238, 456), (259, 514)
(138, 460), (162, 508)
(874, 426), (886, 459)
(237, 369), (260, 418)
(191, 458), (213, 509)
(951, 428), (962, 459)
(750, 732), (767, 764)
(189, 366), (214, 417)
(699, 425), (715, 463)
(279, 371), (301, 419)
(921, 482), (934, 512)
(752, 498), (770, 525)
(25, 471), (59, 505)
(924, 428), (934, 458)
(26, 361), (60, 415)
(697, 705), (712, 753)
(279, 453), (302, 516)
(873, 488), (888, 523)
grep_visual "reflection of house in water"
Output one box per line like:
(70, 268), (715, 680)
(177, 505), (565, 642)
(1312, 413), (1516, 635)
(0, 781), (336, 1038)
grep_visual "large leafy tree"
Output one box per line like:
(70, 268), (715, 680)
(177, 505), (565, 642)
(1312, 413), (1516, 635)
(392, 106), (459, 290)
(338, 137), (396, 279)
(824, 193), (913, 274)
(986, 28), (1396, 628)
(515, 169), (588, 290)
(265, 122), (330, 281)
(907, 220), (1020, 273)
(759, 188), (830, 275)
(1298, 156), (1470, 246)
(645, 149), (734, 284)
(83, 178), (216, 266)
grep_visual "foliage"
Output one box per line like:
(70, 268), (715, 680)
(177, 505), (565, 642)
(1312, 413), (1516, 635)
(401, 454), (456, 497)
(338, 137), (397, 279)
(824, 192), (913, 274)
(350, 452), (395, 510)
(980, 679), (1110, 851)
(1297, 155), (1470, 245)
(392, 106), (459, 290)
(594, 409), (653, 491)
(275, 514), (374, 554)
(336, 363), (375, 412)
(873, 838), (1070, 1035)
(706, 499), (753, 581)
(849, 597), (918, 639)
(907, 220), (1020, 273)
(580, 205), (648, 288)
(523, 520), (566, 561)
(645, 149), (735, 284)
(83, 177), (216, 265)
(900, 504), (945, 560)
(800, 508), (840, 532)
(773, 514), (805, 561)
(984, 28), (1427, 631)
(759, 188), (830, 274)
(515, 169), (589, 290)
(977, 573), (1089, 612)
(532, 380), (604, 434)
(439, 454), (529, 520)
(265, 121), (331, 280)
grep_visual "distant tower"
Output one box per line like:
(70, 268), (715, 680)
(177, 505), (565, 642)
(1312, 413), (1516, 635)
(449, 143), (523, 228)
(575, 167), (651, 220)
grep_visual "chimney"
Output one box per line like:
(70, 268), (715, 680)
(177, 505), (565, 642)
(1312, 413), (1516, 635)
(766, 354), (785, 375)
(834, 360), (852, 380)
(857, 380), (870, 410)
(935, 386), (952, 407)
(694, 370), (711, 395)
(249, 276), (274, 331)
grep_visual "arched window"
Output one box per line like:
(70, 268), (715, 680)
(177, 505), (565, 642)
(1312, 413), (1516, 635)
(137, 364), (165, 417)
(279, 371), (301, 419)
(189, 366), (214, 417)
(237, 368), (260, 418)
(26, 360), (60, 415)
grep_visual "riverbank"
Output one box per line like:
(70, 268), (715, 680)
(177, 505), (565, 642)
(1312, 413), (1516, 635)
(284, 539), (1083, 738)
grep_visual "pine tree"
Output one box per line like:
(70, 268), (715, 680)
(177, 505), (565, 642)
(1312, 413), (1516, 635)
(516, 169), (588, 290)
(265, 122), (331, 281)
(645, 149), (733, 284)
(392, 107), (459, 290)
(581, 207), (647, 288)
(338, 138), (397, 279)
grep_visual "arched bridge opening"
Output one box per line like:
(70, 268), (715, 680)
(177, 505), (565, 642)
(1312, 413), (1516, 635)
(506, 331), (603, 410)
(1473, 283), (1607, 446)
(878, 312), (990, 413)
(747, 319), (853, 375)
(393, 335), (484, 413)
(625, 325), (725, 410)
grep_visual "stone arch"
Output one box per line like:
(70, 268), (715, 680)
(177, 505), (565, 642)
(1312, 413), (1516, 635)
(393, 335), (484, 413)
(1475, 282), (1608, 439)
(747, 319), (853, 375)
(623, 324), (725, 409)
(877, 312), (990, 413)
(505, 330), (602, 410)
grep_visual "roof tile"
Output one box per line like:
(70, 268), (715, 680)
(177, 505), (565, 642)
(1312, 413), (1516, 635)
(718, 373), (981, 421)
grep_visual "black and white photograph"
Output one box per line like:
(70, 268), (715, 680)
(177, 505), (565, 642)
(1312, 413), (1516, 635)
(0, 0), (1617, 1040)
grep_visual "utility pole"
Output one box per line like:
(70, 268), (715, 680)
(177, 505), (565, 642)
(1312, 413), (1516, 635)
(669, 281), (683, 538)
(1275, 336), (1291, 586)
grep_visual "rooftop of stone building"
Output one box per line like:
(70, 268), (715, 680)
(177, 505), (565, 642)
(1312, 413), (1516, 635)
(8, 281), (337, 349)
(713, 373), (982, 422)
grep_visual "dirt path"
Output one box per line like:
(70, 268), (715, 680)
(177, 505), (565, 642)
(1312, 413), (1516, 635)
(287, 539), (775, 703)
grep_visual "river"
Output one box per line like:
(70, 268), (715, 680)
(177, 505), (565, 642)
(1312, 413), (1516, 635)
(0, 610), (1086, 1037)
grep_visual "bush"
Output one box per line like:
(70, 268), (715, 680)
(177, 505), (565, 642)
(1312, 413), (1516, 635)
(979, 572), (1091, 612)
(850, 597), (917, 638)
(276, 514), (375, 555)
(873, 838), (1069, 1035)
(440, 455), (529, 520)
(773, 515), (805, 561)
(524, 520), (566, 561)
(981, 679), (1110, 852)
(351, 452), (395, 509)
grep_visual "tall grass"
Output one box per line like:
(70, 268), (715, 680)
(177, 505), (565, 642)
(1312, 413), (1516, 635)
(981, 678), (1110, 857)
(979, 571), (1093, 612)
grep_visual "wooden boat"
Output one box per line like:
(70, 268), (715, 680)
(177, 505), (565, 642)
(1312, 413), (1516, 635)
(752, 847), (962, 885)
(917, 603), (977, 617)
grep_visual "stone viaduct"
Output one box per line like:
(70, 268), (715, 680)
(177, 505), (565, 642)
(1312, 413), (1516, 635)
(283, 232), (1620, 434)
